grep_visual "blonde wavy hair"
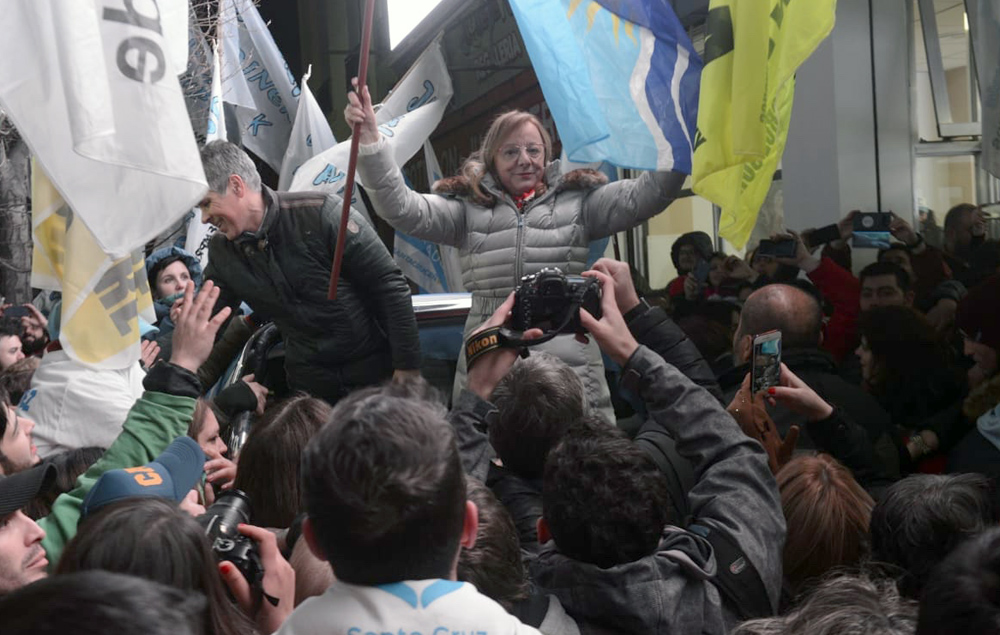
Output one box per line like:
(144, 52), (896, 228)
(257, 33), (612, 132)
(460, 110), (553, 202)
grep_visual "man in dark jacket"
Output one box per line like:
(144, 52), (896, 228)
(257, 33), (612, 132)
(198, 141), (420, 403)
(719, 283), (901, 490)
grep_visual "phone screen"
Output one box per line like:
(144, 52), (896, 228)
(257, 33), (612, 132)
(805, 224), (841, 249)
(693, 260), (711, 285)
(751, 331), (782, 394)
(852, 212), (892, 249)
(757, 239), (797, 258)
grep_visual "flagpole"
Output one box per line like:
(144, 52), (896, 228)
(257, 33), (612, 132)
(327, 0), (375, 300)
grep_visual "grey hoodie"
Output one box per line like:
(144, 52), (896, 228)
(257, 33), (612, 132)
(531, 346), (785, 635)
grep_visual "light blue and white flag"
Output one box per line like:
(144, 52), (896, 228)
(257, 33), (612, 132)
(279, 67), (337, 190)
(220, 0), (300, 172)
(508, 0), (701, 173)
(290, 39), (453, 207)
(184, 44), (227, 268)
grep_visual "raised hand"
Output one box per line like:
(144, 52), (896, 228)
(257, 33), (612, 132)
(169, 281), (231, 373)
(465, 292), (542, 400)
(579, 269), (640, 366)
(344, 77), (381, 145)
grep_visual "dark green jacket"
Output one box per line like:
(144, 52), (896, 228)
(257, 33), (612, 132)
(205, 187), (420, 398)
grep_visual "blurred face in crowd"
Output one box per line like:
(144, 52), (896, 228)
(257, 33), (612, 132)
(860, 274), (911, 313)
(708, 256), (727, 288)
(494, 121), (545, 197)
(0, 336), (23, 371)
(676, 246), (700, 275)
(0, 509), (47, 593)
(855, 338), (874, 384)
(752, 252), (779, 279)
(155, 261), (192, 300)
(949, 208), (985, 253)
(196, 408), (227, 461)
(0, 406), (40, 475)
(880, 249), (914, 278)
(199, 176), (254, 240)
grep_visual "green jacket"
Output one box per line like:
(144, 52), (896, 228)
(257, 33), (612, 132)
(40, 362), (201, 569)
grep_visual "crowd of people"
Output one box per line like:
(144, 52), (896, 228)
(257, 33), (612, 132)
(0, 96), (997, 635)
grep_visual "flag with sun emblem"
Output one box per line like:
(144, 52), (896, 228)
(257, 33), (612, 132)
(509, 0), (701, 173)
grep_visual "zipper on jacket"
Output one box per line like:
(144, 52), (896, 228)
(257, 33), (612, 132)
(514, 209), (524, 287)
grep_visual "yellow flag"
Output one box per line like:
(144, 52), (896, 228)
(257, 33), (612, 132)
(692, 0), (836, 248)
(32, 162), (154, 369)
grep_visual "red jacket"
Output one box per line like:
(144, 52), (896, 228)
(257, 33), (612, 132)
(807, 257), (861, 364)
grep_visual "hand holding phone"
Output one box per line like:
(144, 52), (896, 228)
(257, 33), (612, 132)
(757, 239), (797, 259)
(803, 224), (841, 250)
(751, 330), (782, 394)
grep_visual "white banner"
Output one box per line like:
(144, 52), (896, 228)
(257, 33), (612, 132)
(220, 0), (300, 172)
(279, 67), (337, 191)
(290, 39), (453, 201)
(0, 0), (207, 258)
(975, 0), (1000, 179)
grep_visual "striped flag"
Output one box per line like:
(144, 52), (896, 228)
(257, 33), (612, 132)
(508, 0), (701, 172)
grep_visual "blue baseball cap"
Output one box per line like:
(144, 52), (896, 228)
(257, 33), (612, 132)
(81, 437), (205, 518)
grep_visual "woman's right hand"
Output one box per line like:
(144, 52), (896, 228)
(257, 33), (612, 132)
(682, 274), (699, 301)
(344, 77), (381, 145)
(766, 362), (834, 422)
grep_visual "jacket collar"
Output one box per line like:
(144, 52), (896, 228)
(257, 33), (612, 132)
(234, 186), (280, 245)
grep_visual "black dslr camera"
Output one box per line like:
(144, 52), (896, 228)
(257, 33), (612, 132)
(511, 267), (601, 334)
(198, 490), (264, 590)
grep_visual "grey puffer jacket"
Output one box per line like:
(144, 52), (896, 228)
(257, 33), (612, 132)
(357, 137), (684, 416)
(357, 136), (685, 295)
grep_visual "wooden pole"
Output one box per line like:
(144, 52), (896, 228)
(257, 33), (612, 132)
(327, 0), (375, 299)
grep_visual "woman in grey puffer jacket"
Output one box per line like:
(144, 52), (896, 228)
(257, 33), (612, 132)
(348, 85), (685, 418)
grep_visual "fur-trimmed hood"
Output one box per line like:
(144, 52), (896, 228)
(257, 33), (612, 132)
(431, 162), (609, 207)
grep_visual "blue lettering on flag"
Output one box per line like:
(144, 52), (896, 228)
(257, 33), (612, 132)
(407, 80), (435, 111)
(248, 113), (272, 135)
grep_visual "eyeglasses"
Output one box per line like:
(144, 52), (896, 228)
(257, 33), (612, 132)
(498, 144), (544, 162)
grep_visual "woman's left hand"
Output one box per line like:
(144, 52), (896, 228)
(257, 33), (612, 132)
(345, 78), (381, 145)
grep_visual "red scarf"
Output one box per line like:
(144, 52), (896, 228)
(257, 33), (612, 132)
(511, 188), (536, 210)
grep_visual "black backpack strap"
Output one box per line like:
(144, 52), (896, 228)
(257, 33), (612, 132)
(688, 523), (774, 620)
(634, 428), (695, 524)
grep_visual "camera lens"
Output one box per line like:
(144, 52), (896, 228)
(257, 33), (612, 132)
(198, 489), (252, 541)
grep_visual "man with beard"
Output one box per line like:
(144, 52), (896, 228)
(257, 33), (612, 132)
(943, 203), (989, 286)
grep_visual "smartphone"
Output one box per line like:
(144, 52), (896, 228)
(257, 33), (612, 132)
(804, 224), (841, 250)
(692, 260), (711, 285)
(751, 330), (782, 394)
(853, 211), (892, 233)
(757, 239), (797, 258)
(3, 306), (30, 318)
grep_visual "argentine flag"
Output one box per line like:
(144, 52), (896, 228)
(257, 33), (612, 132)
(509, 0), (701, 173)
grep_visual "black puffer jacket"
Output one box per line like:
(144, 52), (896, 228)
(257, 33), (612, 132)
(205, 187), (420, 400)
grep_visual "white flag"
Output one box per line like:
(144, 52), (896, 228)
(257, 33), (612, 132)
(290, 39), (453, 198)
(185, 45), (228, 268)
(975, 0), (1000, 179)
(279, 67), (337, 191)
(0, 0), (207, 258)
(220, 0), (300, 172)
(32, 164), (156, 369)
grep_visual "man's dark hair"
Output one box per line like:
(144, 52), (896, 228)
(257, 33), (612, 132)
(457, 477), (529, 610)
(917, 526), (1000, 635)
(542, 418), (669, 568)
(859, 261), (912, 294)
(870, 473), (998, 598)
(738, 284), (823, 350)
(0, 570), (207, 635)
(0, 385), (11, 444)
(489, 352), (585, 479)
(302, 382), (466, 585)
(944, 203), (978, 232)
(24, 446), (104, 519)
(877, 243), (911, 263)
